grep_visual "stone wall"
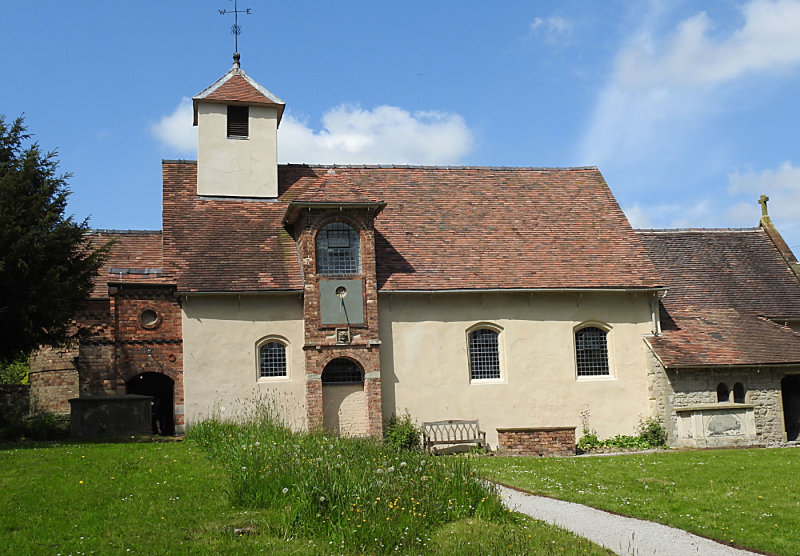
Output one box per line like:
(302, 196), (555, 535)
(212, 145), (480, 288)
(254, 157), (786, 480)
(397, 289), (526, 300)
(497, 427), (576, 456)
(648, 351), (798, 445)
(0, 384), (30, 425)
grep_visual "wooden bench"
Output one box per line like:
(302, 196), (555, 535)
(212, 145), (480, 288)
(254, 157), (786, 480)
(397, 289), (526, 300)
(422, 419), (487, 452)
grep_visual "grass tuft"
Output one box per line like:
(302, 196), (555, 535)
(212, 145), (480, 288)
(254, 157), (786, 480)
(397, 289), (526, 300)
(187, 401), (510, 553)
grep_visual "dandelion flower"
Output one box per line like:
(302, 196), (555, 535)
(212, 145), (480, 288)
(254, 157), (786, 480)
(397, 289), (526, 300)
(282, 487), (289, 494)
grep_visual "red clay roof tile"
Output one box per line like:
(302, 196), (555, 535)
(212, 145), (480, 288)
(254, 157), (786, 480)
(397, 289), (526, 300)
(639, 229), (800, 367)
(87, 230), (169, 298)
(163, 162), (662, 293)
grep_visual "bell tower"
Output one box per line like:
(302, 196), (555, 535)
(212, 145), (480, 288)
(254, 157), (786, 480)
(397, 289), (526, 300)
(192, 53), (285, 198)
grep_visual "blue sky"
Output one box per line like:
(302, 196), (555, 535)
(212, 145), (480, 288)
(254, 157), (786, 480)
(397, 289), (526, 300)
(2, 0), (799, 252)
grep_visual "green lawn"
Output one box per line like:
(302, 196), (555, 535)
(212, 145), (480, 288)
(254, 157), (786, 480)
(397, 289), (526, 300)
(0, 440), (611, 555)
(477, 447), (800, 556)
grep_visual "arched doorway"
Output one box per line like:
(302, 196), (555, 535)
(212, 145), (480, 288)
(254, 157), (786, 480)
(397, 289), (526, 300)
(126, 372), (174, 436)
(781, 375), (800, 441)
(322, 358), (366, 436)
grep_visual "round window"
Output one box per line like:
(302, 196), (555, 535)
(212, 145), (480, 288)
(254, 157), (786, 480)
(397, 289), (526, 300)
(139, 309), (161, 329)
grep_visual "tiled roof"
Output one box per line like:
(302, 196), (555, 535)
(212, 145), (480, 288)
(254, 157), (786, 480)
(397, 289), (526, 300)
(163, 162), (302, 292)
(638, 229), (800, 367)
(163, 162), (662, 293)
(287, 172), (384, 206)
(192, 64), (285, 125)
(646, 309), (800, 367)
(87, 230), (168, 298)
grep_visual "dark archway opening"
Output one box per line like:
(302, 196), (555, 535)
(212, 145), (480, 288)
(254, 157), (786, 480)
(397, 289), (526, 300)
(781, 375), (800, 441)
(126, 372), (174, 436)
(322, 358), (364, 385)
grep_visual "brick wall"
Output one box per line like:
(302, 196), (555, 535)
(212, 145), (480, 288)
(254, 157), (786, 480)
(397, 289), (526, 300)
(29, 345), (80, 414)
(108, 284), (184, 431)
(294, 208), (383, 437)
(497, 427), (577, 456)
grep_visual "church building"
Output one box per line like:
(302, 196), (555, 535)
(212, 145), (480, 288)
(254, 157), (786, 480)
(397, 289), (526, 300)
(29, 56), (800, 452)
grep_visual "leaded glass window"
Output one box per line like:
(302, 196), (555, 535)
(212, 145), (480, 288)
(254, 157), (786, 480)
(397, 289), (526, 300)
(259, 341), (287, 378)
(469, 328), (501, 380)
(316, 222), (361, 275)
(575, 326), (609, 377)
(717, 382), (730, 403)
(322, 358), (363, 385)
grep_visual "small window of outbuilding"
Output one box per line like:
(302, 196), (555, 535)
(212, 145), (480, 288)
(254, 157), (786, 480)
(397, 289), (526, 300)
(717, 383), (729, 403)
(227, 105), (249, 138)
(733, 382), (746, 404)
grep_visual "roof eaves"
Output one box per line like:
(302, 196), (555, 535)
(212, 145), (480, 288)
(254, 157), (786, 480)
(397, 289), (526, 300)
(281, 163), (600, 171)
(635, 228), (759, 234)
(283, 200), (387, 225)
(379, 286), (665, 294)
(178, 289), (303, 296)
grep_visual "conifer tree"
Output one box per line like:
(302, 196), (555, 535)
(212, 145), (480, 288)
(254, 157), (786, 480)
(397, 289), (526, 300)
(0, 115), (107, 361)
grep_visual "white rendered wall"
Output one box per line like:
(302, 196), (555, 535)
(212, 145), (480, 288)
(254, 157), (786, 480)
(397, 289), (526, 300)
(196, 103), (279, 198)
(378, 291), (656, 448)
(181, 294), (305, 428)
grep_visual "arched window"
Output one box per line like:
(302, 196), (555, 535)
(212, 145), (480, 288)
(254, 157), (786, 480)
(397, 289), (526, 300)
(259, 340), (287, 378)
(575, 326), (609, 376)
(733, 382), (746, 404)
(717, 383), (729, 403)
(322, 358), (363, 385)
(316, 222), (361, 275)
(469, 328), (501, 380)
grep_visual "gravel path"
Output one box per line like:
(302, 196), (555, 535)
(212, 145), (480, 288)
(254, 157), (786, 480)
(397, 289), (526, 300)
(498, 485), (760, 556)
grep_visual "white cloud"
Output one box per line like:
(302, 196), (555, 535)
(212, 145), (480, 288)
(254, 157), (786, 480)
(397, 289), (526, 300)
(150, 97), (197, 154)
(150, 100), (473, 165)
(617, 0), (800, 89)
(530, 16), (573, 44)
(278, 105), (473, 165)
(580, 0), (800, 166)
(623, 203), (653, 228)
(623, 161), (800, 248)
(727, 162), (800, 226)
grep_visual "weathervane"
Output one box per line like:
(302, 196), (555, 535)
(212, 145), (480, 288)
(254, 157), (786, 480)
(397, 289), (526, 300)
(219, 0), (252, 54)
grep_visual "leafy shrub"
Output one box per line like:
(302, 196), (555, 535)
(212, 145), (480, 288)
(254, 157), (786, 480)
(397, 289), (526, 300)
(637, 416), (667, 447)
(576, 417), (666, 453)
(383, 411), (422, 451)
(0, 355), (29, 385)
(576, 432), (601, 452)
